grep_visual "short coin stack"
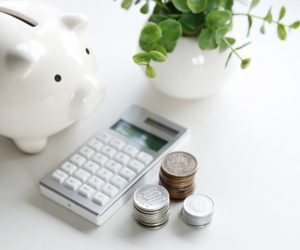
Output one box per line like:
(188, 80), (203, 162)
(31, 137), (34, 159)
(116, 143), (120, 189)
(133, 184), (170, 229)
(181, 194), (214, 227)
(159, 152), (197, 200)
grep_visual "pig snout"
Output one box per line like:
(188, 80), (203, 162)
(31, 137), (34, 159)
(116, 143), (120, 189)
(69, 75), (105, 121)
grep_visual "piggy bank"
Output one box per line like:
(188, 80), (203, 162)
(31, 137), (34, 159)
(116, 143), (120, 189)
(0, 2), (105, 154)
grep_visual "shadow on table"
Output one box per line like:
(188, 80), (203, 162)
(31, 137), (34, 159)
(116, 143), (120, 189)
(28, 187), (98, 232)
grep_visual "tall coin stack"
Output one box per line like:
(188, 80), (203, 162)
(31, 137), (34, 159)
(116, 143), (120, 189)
(133, 184), (170, 229)
(159, 152), (197, 200)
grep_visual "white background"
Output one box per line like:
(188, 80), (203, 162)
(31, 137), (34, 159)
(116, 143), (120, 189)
(0, 0), (300, 249)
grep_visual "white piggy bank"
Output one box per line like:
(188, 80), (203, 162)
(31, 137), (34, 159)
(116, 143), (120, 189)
(0, 2), (105, 154)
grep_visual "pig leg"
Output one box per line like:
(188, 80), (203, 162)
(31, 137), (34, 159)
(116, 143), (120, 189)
(13, 138), (48, 154)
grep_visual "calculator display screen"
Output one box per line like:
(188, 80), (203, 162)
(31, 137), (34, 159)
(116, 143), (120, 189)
(111, 120), (168, 152)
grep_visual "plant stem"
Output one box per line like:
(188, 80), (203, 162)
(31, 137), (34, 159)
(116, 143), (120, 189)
(233, 12), (289, 27)
(223, 38), (243, 61)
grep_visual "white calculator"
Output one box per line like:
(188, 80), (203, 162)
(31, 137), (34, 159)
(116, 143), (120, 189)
(40, 105), (189, 225)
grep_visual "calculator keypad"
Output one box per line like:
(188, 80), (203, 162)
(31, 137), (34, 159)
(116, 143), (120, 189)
(51, 131), (153, 208)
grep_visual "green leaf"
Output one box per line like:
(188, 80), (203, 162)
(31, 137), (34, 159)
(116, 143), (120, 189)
(171, 0), (190, 12)
(247, 15), (253, 37)
(277, 24), (287, 40)
(152, 44), (168, 55)
(219, 37), (235, 52)
(157, 19), (182, 52)
(279, 6), (286, 21)
(179, 12), (205, 35)
(159, 19), (182, 41)
(225, 51), (233, 67)
(249, 0), (260, 11)
(224, 0), (233, 11)
(149, 51), (167, 62)
(241, 58), (251, 69)
(206, 10), (232, 29)
(139, 22), (162, 51)
(205, 0), (221, 12)
(260, 24), (266, 34)
(264, 8), (273, 24)
(290, 21), (300, 29)
(121, 0), (133, 9)
(140, 3), (149, 14)
(145, 65), (156, 78)
(149, 14), (167, 24)
(140, 22), (162, 43)
(215, 26), (231, 45)
(187, 0), (207, 14)
(133, 52), (151, 65)
(198, 28), (217, 50)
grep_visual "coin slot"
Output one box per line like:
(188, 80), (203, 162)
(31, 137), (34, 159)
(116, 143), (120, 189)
(0, 7), (38, 27)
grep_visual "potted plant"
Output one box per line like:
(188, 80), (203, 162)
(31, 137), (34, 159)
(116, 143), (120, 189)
(117, 0), (299, 99)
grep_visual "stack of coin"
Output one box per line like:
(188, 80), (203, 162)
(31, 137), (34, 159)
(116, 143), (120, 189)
(133, 184), (170, 229)
(159, 152), (197, 200)
(181, 194), (214, 227)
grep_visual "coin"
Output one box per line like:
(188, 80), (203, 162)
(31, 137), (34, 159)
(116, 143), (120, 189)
(159, 152), (198, 200)
(133, 184), (170, 229)
(181, 194), (214, 227)
(161, 152), (197, 178)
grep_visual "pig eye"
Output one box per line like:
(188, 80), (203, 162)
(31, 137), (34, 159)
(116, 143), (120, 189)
(54, 74), (62, 82)
(85, 48), (90, 55)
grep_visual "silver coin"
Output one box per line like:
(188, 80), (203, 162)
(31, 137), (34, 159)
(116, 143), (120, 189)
(136, 218), (169, 230)
(183, 194), (214, 218)
(181, 194), (214, 227)
(133, 184), (169, 212)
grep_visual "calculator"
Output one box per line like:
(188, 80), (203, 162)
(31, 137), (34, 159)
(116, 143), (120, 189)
(40, 105), (189, 225)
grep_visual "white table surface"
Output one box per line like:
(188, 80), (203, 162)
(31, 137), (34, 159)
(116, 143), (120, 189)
(1, 0), (300, 249)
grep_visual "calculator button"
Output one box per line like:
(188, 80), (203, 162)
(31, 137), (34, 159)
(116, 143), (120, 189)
(52, 169), (68, 183)
(88, 138), (103, 151)
(122, 145), (139, 158)
(70, 154), (86, 167)
(136, 152), (153, 165)
(119, 167), (136, 181)
(110, 175), (127, 189)
(61, 162), (77, 175)
(82, 161), (100, 174)
(92, 153), (109, 166)
(78, 184), (96, 198)
(114, 152), (131, 165)
(101, 145), (117, 158)
(102, 183), (119, 198)
(73, 169), (91, 182)
(106, 160), (122, 173)
(96, 168), (114, 182)
(64, 177), (82, 191)
(96, 132), (112, 143)
(93, 192), (110, 206)
(128, 159), (145, 173)
(79, 146), (95, 159)
(109, 138), (125, 150)
(87, 176), (105, 190)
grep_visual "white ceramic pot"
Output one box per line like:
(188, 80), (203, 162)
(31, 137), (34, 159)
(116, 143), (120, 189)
(149, 37), (237, 100)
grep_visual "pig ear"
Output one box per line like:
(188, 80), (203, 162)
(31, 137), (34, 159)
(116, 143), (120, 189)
(61, 14), (87, 30)
(6, 41), (46, 77)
